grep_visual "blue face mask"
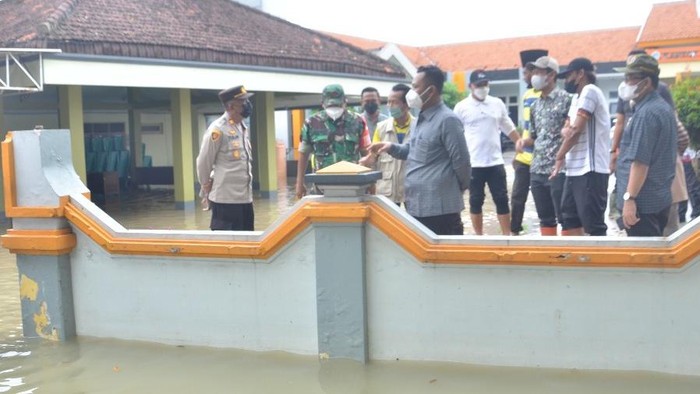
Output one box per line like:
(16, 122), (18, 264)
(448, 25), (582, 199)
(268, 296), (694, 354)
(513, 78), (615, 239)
(389, 106), (403, 119)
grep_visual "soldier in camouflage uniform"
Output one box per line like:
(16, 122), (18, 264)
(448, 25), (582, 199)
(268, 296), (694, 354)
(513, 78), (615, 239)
(196, 85), (255, 231)
(295, 84), (371, 198)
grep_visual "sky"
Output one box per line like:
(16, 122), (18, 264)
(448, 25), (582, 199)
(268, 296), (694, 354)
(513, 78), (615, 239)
(262, 0), (683, 47)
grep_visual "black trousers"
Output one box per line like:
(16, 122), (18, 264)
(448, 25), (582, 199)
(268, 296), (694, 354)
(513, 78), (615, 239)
(561, 172), (608, 236)
(530, 172), (565, 228)
(510, 161), (531, 233)
(414, 213), (464, 235)
(209, 201), (254, 231)
(624, 205), (671, 237)
(469, 165), (509, 215)
(678, 161), (700, 222)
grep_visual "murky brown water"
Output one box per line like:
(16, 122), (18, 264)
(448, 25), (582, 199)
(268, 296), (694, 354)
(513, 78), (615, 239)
(4, 155), (698, 393)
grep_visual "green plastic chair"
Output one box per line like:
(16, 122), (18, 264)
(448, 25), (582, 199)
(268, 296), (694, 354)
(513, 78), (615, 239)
(106, 151), (119, 172)
(102, 136), (114, 152)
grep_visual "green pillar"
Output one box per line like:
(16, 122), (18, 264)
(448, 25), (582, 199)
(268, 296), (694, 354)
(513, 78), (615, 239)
(170, 88), (195, 210)
(127, 88), (143, 173)
(252, 92), (277, 198)
(58, 85), (87, 182)
(0, 97), (5, 217)
(190, 98), (200, 189)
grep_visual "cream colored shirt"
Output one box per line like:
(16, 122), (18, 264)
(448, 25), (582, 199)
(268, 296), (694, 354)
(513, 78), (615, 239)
(196, 113), (253, 204)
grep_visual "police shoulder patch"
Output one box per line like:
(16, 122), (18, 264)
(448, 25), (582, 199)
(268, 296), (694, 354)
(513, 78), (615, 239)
(211, 129), (222, 141)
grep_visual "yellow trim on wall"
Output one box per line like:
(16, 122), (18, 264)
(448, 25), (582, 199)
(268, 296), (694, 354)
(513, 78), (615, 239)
(62, 198), (699, 268)
(3, 131), (700, 267)
(64, 201), (366, 259)
(2, 228), (76, 255)
(639, 38), (700, 49)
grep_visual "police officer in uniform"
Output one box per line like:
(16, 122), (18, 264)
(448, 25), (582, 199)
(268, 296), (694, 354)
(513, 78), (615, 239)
(295, 84), (371, 198)
(196, 85), (255, 231)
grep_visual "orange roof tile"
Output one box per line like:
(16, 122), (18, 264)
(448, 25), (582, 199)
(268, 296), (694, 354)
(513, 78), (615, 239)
(422, 27), (640, 72)
(638, 0), (700, 45)
(330, 27), (640, 73)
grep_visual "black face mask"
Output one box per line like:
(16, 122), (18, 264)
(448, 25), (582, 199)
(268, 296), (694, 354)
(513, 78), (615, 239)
(564, 79), (578, 94)
(363, 102), (379, 115)
(241, 99), (253, 118)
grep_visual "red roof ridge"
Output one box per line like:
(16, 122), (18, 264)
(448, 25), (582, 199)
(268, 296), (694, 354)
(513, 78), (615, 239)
(38, 0), (79, 36)
(424, 26), (641, 50)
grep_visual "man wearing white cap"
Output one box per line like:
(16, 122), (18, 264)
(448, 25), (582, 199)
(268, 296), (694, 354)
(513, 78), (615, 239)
(517, 56), (571, 236)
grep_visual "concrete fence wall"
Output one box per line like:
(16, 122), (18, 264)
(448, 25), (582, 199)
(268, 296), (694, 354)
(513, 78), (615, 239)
(3, 129), (700, 376)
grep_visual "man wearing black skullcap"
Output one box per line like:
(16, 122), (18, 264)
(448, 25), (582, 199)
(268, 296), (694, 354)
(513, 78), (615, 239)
(196, 85), (256, 230)
(511, 49), (547, 235)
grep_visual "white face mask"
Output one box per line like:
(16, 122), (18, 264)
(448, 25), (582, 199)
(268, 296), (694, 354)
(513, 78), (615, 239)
(472, 86), (489, 101)
(531, 74), (548, 91)
(406, 86), (432, 110)
(325, 107), (344, 120)
(618, 81), (638, 102)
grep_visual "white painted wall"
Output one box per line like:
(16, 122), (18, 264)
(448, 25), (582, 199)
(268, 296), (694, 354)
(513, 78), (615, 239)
(140, 112), (173, 166)
(70, 229), (319, 354)
(365, 225), (700, 376)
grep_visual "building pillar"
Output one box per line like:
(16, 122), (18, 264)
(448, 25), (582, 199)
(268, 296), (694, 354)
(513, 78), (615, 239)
(127, 88), (143, 172)
(170, 88), (195, 210)
(251, 92), (277, 198)
(0, 97), (6, 218)
(1, 129), (88, 342)
(306, 164), (381, 363)
(58, 85), (87, 182)
(17, 253), (75, 340)
(315, 221), (368, 362)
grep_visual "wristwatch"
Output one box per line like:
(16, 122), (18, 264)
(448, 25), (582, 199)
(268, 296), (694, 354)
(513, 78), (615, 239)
(623, 192), (636, 201)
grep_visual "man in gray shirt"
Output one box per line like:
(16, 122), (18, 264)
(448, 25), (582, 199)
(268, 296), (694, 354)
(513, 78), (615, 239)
(615, 54), (677, 236)
(368, 65), (471, 235)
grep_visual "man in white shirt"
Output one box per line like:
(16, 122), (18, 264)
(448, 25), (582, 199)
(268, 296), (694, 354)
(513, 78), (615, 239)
(551, 58), (610, 236)
(454, 70), (520, 235)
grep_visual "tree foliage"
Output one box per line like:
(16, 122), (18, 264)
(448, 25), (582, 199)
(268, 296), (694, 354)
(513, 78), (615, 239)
(672, 77), (700, 147)
(442, 82), (466, 109)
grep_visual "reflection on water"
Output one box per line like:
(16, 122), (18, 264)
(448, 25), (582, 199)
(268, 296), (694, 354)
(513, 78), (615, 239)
(0, 159), (693, 393)
(100, 184), (297, 232)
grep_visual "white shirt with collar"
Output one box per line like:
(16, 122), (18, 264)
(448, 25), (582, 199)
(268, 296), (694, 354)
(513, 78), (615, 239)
(453, 94), (516, 168)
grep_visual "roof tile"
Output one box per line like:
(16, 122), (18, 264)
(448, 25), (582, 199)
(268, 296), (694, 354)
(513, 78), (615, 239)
(330, 27), (640, 72)
(0, 0), (405, 78)
(638, 0), (700, 44)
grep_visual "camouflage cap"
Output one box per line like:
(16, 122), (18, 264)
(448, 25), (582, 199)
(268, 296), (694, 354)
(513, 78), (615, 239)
(322, 84), (345, 106)
(613, 54), (660, 77)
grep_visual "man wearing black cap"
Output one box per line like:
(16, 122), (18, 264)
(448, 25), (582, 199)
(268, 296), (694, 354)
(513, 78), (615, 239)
(551, 58), (610, 236)
(196, 85), (256, 231)
(510, 49), (548, 235)
(614, 54), (677, 236)
(454, 69), (521, 235)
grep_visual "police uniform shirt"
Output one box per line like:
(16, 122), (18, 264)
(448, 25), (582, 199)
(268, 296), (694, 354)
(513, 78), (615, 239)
(196, 112), (253, 204)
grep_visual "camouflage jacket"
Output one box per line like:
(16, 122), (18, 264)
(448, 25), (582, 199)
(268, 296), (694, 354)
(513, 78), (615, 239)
(299, 110), (369, 170)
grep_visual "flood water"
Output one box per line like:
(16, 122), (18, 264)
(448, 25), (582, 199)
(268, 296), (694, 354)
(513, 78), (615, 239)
(3, 155), (700, 393)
